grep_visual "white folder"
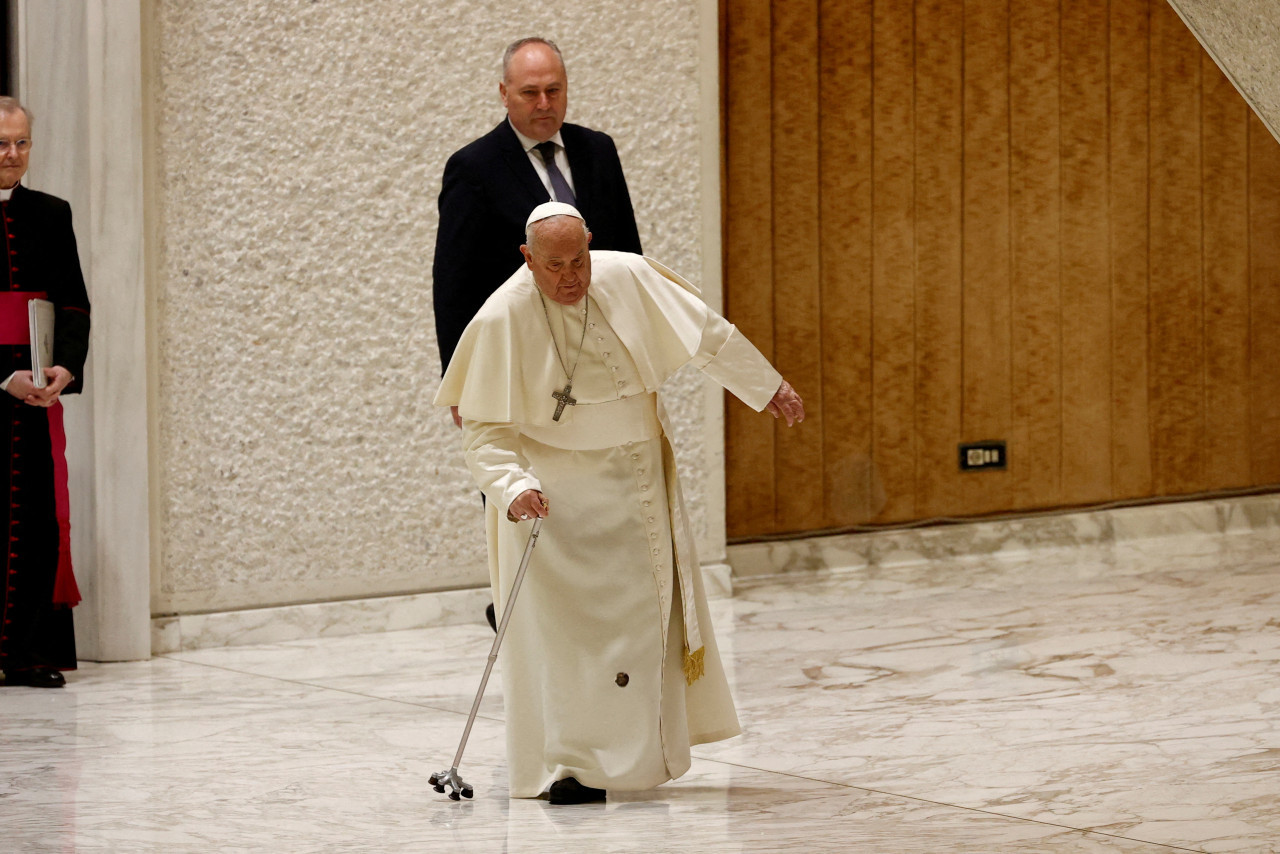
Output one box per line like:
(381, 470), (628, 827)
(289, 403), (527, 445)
(28, 298), (54, 389)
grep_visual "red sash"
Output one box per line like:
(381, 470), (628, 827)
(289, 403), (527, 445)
(0, 291), (34, 342)
(0, 290), (79, 607)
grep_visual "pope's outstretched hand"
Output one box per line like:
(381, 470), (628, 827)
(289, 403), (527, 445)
(766, 379), (805, 426)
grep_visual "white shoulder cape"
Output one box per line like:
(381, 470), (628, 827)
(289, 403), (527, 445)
(434, 252), (736, 425)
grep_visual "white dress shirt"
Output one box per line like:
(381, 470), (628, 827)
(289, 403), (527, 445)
(508, 120), (577, 201)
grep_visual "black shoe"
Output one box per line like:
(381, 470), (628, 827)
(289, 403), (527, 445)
(548, 777), (606, 805)
(485, 602), (497, 632)
(3, 668), (66, 688)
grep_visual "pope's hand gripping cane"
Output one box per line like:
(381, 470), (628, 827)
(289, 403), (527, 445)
(430, 516), (543, 800)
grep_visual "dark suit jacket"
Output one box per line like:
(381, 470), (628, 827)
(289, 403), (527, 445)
(5, 185), (91, 395)
(432, 120), (642, 369)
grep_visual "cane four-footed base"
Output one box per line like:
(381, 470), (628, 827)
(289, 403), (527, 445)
(428, 768), (474, 800)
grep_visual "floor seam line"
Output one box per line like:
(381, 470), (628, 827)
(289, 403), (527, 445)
(688, 754), (1205, 853)
(157, 654), (505, 723)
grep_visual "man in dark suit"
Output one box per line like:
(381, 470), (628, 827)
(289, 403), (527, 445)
(0, 98), (92, 689)
(433, 37), (643, 631)
(433, 37), (642, 386)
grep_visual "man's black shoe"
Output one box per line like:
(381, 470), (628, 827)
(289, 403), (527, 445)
(485, 602), (497, 632)
(548, 777), (606, 805)
(3, 668), (66, 688)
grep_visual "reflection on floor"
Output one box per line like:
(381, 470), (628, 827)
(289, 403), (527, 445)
(5, 530), (1278, 852)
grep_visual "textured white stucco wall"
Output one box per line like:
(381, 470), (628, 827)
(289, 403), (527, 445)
(150, 1), (713, 614)
(1166, 0), (1280, 143)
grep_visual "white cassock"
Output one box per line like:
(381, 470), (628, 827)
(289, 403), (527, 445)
(434, 251), (781, 798)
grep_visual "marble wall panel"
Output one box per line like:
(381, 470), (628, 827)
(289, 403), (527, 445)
(15, 0), (152, 660)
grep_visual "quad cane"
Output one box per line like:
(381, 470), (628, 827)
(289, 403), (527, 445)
(430, 516), (543, 800)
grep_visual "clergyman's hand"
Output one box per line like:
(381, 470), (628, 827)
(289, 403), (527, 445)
(507, 489), (550, 523)
(450, 406), (462, 429)
(7, 367), (73, 408)
(765, 379), (805, 426)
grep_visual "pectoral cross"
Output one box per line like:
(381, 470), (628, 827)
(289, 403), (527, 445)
(551, 382), (577, 422)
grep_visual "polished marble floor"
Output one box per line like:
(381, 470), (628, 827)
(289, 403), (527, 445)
(4, 530), (1279, 852)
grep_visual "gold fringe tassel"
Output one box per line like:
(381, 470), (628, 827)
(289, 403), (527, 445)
(683, 645), (705, 686)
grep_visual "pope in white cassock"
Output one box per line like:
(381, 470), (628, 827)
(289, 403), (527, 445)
(434, 202), (805, 805)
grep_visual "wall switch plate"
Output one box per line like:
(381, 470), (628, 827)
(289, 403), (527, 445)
(959, 441), (1007, 471)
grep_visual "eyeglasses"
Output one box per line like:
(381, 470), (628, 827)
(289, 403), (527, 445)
(0, 139), (31, 153)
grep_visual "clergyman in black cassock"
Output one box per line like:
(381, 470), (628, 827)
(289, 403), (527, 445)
(0, 99), (92, 690)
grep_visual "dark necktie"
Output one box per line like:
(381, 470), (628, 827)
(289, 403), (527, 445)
(534, 141), (576, 206)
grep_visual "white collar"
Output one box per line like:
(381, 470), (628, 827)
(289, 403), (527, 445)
(508, 120), (565, 155)
(0, 185), (15, 202)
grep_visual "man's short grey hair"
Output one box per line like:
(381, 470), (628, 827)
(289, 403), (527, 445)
(0, 97), (33, 129)
(502, 38), (565, 82)
(526, 214), (589, 252)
